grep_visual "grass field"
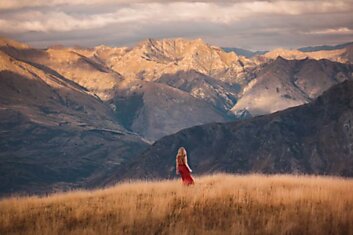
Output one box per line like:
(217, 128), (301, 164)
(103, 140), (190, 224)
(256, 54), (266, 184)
(1, 174), (353, 235)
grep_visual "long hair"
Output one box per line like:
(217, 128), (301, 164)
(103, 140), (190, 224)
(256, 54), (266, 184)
(176, 147), (187, 159)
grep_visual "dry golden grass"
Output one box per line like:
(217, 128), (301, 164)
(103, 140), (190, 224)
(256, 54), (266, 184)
(1, 174), (353, 235)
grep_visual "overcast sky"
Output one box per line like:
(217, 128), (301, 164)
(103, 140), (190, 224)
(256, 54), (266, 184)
(0, 0), (352, 50)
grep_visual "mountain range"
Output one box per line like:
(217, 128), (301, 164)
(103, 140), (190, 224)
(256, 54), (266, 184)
(298, 42), (353, 52)
(100, 80), (353, 185)
(263, 44), (353, 64)
(3, 37), (353, 140)
(231, 57), (353, 116)
(222, 47), (267, 58)
(223, 41), (353, 60)
(1, 36), (353, 195)
(0, 38), (148, 195)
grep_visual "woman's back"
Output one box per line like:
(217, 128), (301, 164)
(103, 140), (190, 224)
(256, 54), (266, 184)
(177, 154), (185, 165)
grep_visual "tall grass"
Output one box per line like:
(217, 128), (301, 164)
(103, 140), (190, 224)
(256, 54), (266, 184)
(1, 174), (353, 235)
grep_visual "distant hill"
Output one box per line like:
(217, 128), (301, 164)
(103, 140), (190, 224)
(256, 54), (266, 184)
(2, 36), (353, 196)
(0, 37), (261, 141)
(0, 38), (148, 196)
(298, 41), (353, 52)
(231, 57), (353, 116)
(103, 80), (353, 184)
(264, 42), (353, 64)
(2, 36), (352, 141)
(224, 41), (353, 59)
(223, 47), (267, 58)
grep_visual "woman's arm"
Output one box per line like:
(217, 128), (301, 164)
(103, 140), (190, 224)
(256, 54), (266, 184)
(184, 156), (192, 172)
(176, 158), (179, 175)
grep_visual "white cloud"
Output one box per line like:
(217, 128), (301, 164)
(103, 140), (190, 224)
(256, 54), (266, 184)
(1, 1), (352, 33)
(0, 11), (115, 32)
(305, 27), (353, 35)
(0, 0), (352, 49)
(2, 0), (353, 9)
(0, 0), (112, 10)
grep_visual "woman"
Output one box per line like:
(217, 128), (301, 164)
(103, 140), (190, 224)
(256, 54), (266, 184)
(176, 147), (194, 185)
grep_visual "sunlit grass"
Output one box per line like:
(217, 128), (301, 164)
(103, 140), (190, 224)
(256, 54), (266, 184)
(1, 174), (353, 235)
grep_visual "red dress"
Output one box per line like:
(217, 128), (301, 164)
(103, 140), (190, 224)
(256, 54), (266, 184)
(178, 164), (194, 185)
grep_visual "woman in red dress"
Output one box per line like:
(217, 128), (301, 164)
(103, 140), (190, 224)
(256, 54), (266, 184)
(176, 147), (194, 185)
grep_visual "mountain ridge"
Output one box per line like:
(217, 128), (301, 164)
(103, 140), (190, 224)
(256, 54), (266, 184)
(0, 38), (149, 196)
(298, 41), (353, 52)
(231, 56), (353, 116)
(98, 80), (353, 186)
(1, 36), (353, 195)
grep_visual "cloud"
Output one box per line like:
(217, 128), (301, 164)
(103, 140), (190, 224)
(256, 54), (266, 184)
(0, 0), (337, 10)
(2, 1), (352, 32)
(0, 0), (352, 49)
(0, 8), (152, 33)
(304, 27), (353, 35)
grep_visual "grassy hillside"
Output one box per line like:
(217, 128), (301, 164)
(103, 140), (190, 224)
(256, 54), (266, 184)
(1, 174), (353, 235)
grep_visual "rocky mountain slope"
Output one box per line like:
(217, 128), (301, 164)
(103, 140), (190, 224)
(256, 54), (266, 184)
(0, 38), (148, 196)
(1, 37), (255, 141)
(97, 38), (259, 83)
(3, 36), (353, 141)
(0, 38), (122, 101)
(99, 38), (353, 138)
(101, 80), (353, 184)
(2, 36), (353, 195)
(111, 79), (229, 141)
(264, 43), (353, 64)
(231, 57), (353, 116)
(156, 70), (240, 114)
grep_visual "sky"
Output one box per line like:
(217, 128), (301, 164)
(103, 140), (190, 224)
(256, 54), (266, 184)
(0, 0), (352, 50)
